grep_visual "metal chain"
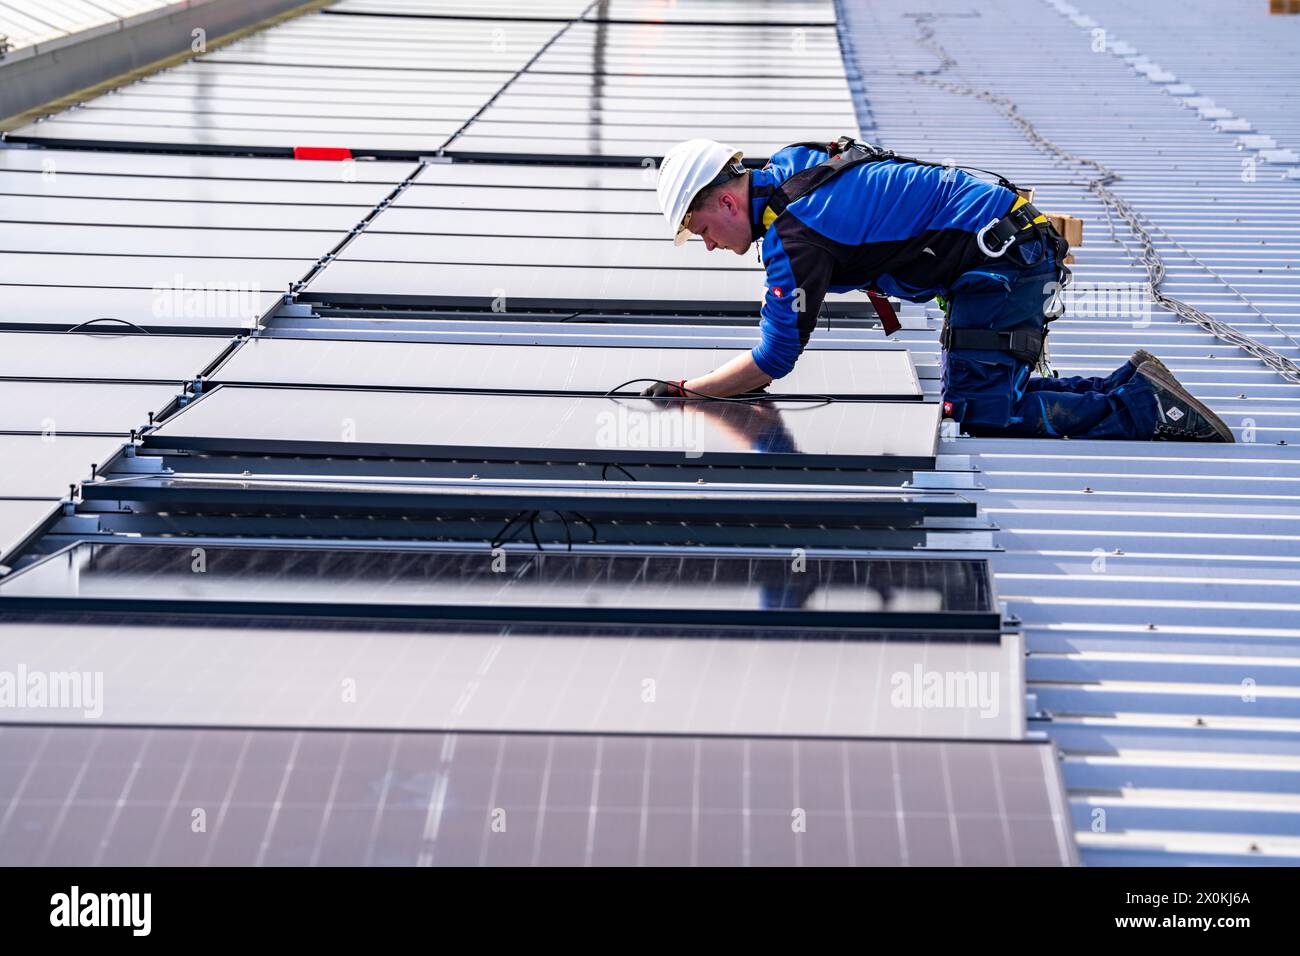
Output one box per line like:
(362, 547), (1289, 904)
(904, 13), (1300, 384)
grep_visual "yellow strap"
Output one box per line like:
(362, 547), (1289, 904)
(762, 206), (779, 230)
(1010, 195), (1049, 227)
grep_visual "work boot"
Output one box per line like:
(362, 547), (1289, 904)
(1130, 348), (1173, 379)
(1136, 361), (1234, 442)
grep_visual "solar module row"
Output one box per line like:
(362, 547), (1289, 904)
(304, 160), (876, 315)
(0, 0), (1045, 872)
(0, 725), (1071, 866)
(0, 541), (999, 631)
(0, 616), (1019, 737)
(8, 3), (859, 160)
(0, 148), (416, 331)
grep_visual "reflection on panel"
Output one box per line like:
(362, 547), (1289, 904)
(145, 386), (941, 468)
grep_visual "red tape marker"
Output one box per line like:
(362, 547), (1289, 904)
(293, 146), (353, 161)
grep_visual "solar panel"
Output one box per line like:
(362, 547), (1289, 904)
(0, 331), (230, 381)
(208, 337), (922, 399)
(0, 287), (280, 330)
(7, 121), (448, 154)
(0, 435), (127, 497)
(1, 195), (375, 231)
(5, 10), (549, 155)
(0, 725), (1074, 866)
(40, 109), (462, 137)
(362, 206), (671, 238)
(145, 385), (940, 468)
(341, 232), (762, 271)
(0, 541), (998, 631)
(0, 224), (345, 260)
(589, 0), (838, 24)
(0, 147), (416, 182)
(329, 0), (589, 14)
(0, 617), (1018, 737)
(301, 260), (874, 314)
(0, 171), (399, 205)
(0, 253), (315, 293)
(447, 135), (849, 161)
(489, 93), (855, 114)
(0, 381), (178, 434)
(0, 500), (58, 561)
(393, 184), (663, 213)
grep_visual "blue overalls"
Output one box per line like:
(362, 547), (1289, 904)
(749, 145), (1162, 440)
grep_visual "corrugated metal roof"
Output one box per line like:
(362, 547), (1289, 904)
(838, 0), (1300, 864)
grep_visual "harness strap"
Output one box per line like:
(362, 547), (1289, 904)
(760, 137), (1031, 337)
(940, 323), (1045, 365)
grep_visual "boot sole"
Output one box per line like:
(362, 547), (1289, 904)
(1131, 349), (1172, 380)
(1137, 363), (1236, 443)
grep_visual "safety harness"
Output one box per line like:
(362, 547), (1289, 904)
(760, 137), (1067, 364)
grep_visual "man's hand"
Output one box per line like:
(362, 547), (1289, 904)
(640, 379), (687, 398)
(682, 353), (774, 398)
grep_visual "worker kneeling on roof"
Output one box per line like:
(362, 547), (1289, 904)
(649, 137), (1233, 443)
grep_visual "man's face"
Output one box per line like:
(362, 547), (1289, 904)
(685, 185), (752, 255)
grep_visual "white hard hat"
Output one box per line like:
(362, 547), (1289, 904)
(657, 139), (745, 246)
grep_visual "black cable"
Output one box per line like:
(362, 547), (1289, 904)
(526, 511), (544, 552)
(490, 509), (532, 549)
(603, 378), (835, 407)
(601, 462), (637, 481)
(66, 317), (152, 335)
(569, 511), (599, 544)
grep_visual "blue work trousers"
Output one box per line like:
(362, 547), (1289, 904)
(940, 247), (1160, 440)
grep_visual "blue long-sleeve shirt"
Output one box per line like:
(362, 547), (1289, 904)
(749, 145), (1017, 378)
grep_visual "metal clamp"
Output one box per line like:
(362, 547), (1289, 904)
(976, 218), (1014, 258)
